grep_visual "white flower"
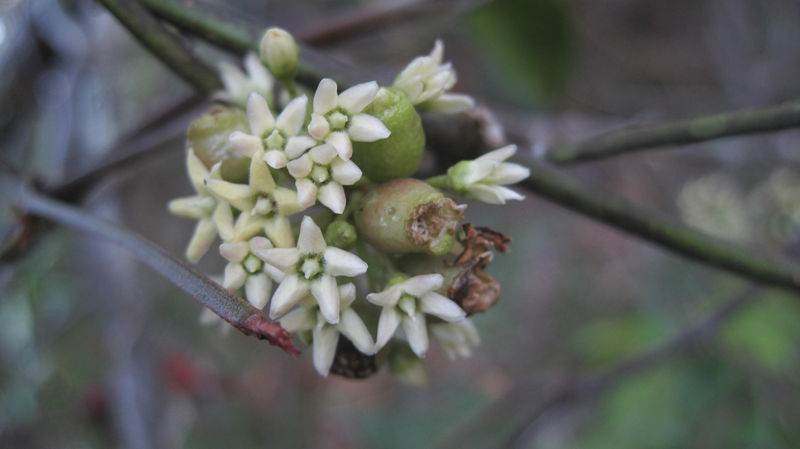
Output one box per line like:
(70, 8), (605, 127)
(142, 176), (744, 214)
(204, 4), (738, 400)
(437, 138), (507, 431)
(280, 283), (374, 376)
(393, 40), (474, 113)
(254, 216), (368, 324)
(447, 144), (530, 204)
(219, 237), (284, 309)
(205, 144), (304, 248)
(229, 92), (315, 169)
(286, 143), (362, 214)
(368, 274), (465, 357)
(307, 78), (390, 160)
(430, 319), (480, 359)
(214, 53), (275, 108)
(168, 149), (234, 262)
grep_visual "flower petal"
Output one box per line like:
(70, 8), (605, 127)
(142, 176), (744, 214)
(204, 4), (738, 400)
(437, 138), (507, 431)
(307, 114), (330, 140)
(402, 274), (444, 297)
(264, 215), (295, 249)
(186, 149), (210, 192)
(331, 159), (362, 186)
(313, 78), (338, 114)
(168, 196), (214, 219)
(287, 154), (313, 179)
(285, 135), (317, 160)
(245, 272), (272, 309)
(312, 324), (339, 376)
(269, 276), (310, 319)
(484, 162), (530, 185)
(295, 178), (318, 208)
(338, 283), (357, 308)
(254, 247), (299, 271)
(338, 309), (375, 355)
(223, 262), (247, 291)
(323, 247), (368, 277)
(206, 180), (254, 211)
(312, 274), (340, 324)
(318, 182), (346, 214)
(280, 307), (315, 333)
(212, 203), (234, 241)
(367, 286), (403, 307)
(420, 292), (465, 322)
(276, 95), (308, 136)
(246, 92), (275, 135)
(422, 93), (474, 113)
(298, 216), (327, 254)
(466, 184), (509, 205)
(347, 114), (390, 142)
(375, 306), (401, 351)
(477, 144), (517, 163)
(402, 312), (429, 357)
(219, 241), (249, 262)
(309, 144), (337, 165)
(325, 131), (353, 160)
(337, 81), (379, 114)
(263, 149), (288, 169)
(229, 131), (263, 157)
(186, 219), (216, 262)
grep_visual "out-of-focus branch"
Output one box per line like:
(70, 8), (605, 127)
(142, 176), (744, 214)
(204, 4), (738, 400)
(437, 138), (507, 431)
(438, 285), (759, 449)
(97, 0), (220, 92)
(546, 100), (800, 164)
(16, 186), (299, 355)
(521, 161), (800, 294)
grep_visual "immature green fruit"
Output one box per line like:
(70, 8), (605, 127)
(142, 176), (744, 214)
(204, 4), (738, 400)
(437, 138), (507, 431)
(187, 106), (249, 183)
(355, 179), (465, 256)
(352, 87), (424, 182)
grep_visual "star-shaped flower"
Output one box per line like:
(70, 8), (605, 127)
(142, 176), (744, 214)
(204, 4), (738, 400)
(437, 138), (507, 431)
(219, 236), (283, 309)
(205, 145), (304, 248)
(286, 143), (362, 213)
(254, 216), (368, 324)
(168, 149), (234, 262)
(307, 78), (390, 160)
(446, 144), (530, 204)
(368, 273), (465, 357)
(430, 318), (480, 359)
(229, 92), (315, 169)
(214, 53), (275, 108)
(280, 283), (374, 376)
(393, 40), (474, 113)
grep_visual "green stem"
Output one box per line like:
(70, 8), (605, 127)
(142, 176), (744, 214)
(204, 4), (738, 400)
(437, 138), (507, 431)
(97, 0), (220, 93)
(547, 100), (800, 164)
(425, 175), (449, 189)
(282, 78), (300, 99)
(521, 160), (800, 294)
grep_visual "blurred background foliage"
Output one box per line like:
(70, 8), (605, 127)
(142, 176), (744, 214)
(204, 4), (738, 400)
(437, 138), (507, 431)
(2, 0), (800, 448)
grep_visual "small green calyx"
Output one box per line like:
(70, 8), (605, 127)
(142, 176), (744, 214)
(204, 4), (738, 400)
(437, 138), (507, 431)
(187, 106), (250, 183)
(324, 220), (357, 249)
(264, 130), (285, 149)
(446, 161), (473, 192)
(328, 111), (349, 129)
(352, 87), (425, 182)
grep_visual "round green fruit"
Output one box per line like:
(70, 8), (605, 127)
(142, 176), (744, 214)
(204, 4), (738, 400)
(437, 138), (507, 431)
(352, 87), (424, 183)
(187, 106), (250, 183)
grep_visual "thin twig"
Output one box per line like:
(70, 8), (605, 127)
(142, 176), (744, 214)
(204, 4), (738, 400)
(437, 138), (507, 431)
(437, 285), (759, 449)
(97, 0), (220, 92)
(521, 161), (800, 294)
(546, 100), (800, 164)
(16, 186), (298, 355)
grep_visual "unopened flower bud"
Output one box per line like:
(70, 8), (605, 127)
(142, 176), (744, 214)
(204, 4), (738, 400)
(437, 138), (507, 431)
(352, 87), (425, 182)
(187, 106), (250, 183)
(385, 343), (427, 387)
(324, 219), (357, 249)
(259, 27), (299, 81)
(355, 179), (465, 256)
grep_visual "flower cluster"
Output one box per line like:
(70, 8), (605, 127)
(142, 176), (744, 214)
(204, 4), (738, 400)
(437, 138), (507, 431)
(168, 28), (530, 382)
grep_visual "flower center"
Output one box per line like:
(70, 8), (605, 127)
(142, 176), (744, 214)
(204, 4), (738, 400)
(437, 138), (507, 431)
(326, 111), (348, 130)
(299, 255), (324, 280)
(311, 165), (330, 184)
(264, 129), (286, 149)
(243, 254), (262, 274)
(398, 294), (418, 318)
(253, 195), (277, 216)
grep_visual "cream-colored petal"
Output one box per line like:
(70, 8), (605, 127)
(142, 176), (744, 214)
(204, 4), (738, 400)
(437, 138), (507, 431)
(287, 154), (313, 179)
(338, 309), (375, 355)
(254, 247), (299, 271)
(325, 131), (353, 161)
(366, 286), (403, 307)
(248, 236), (273, 253)
(374, 306), (401, 351)
(229, 131), (263, 157)
(318, 182), (346, 214)
(269, 276), (310, 319)
(307, 113), (330, 140)
(223, 262), (247, 291)
(264, 215), (295, 249)
(186, 218), (216, 263)
(168, 196), (214, 219)
(246, 92), (275, 135)
(337, 81), (379, 114)
(219, 241), (249, 262)
(245, 272), (272, 309)
(348, 114), (390, 142)
(312, 323), (339, 376)
(401, 274), (443, 297)
(295, 178), (318, 208)
(249, 154), (276, 193)
(338, 283), (357, 308)
(323, 247), (367, 277)
(186, 149), (210, 192)
(212, 202), (234, 241)
(309, 144), (337, 165)
(466, 184), (508, 205)
(206, 180), (254, 211)
(284, 135), (317, 160)
(477, 144), (517, 163)
(402, 312), (429, 357)
(313, 78), (338, 114)
(261, 149), (287, 169)
(484, 163), (530, 185)
(276, 95), (308, 136)
(297, 215), (327, 254)
(280, 307), (315, 333)
(312, 274), (339, 324)
(330, 159), (362, 186)
(420, 292), (465, 322)
(422, 93), (474, 114)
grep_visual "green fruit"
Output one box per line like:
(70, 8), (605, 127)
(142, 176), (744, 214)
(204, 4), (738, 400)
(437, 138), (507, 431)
(187, 106), (250, 183)
(352, 87), (424, 183)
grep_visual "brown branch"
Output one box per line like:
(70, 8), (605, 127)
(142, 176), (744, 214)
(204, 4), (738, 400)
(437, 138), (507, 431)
(16, 186), (299, 355)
